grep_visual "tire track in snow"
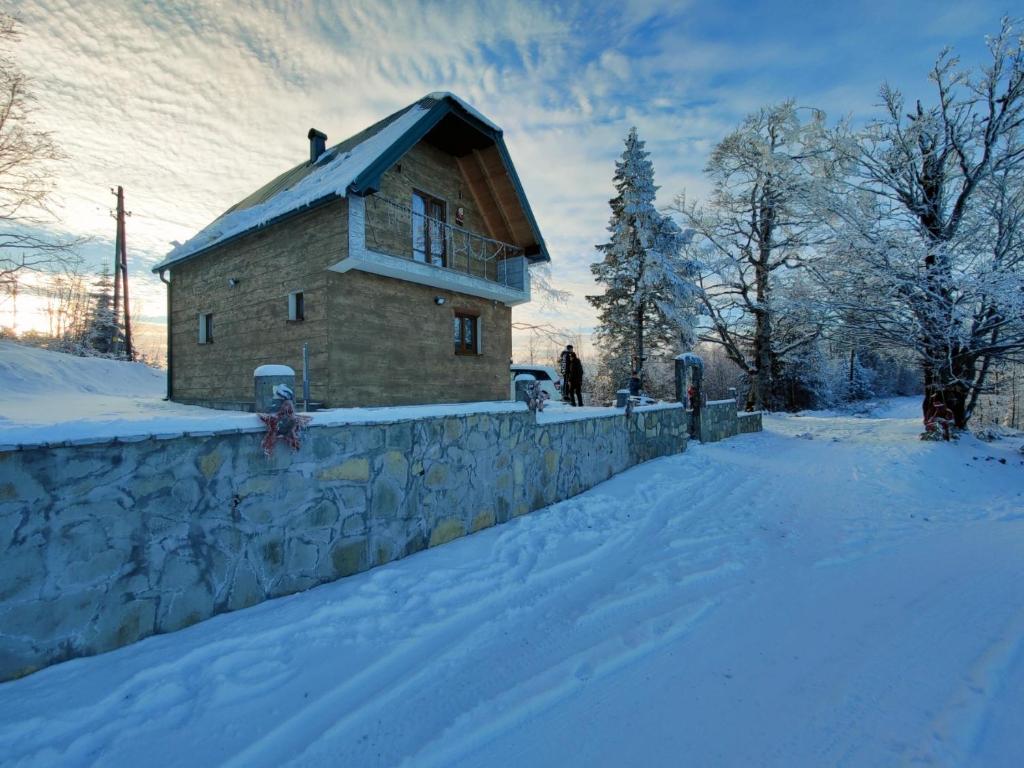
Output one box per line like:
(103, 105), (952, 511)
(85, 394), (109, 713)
(273, 451), (758, 766)
(912, 609), (1024, 765)
(289, 453), (764, 766)
(218, 492), (677, 767)
(406, 599), (720, 768)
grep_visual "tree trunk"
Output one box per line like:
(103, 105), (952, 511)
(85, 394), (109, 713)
(751, 285), (773, 411)
(635, 306), (645, 385)
(921, 352), (972, 432)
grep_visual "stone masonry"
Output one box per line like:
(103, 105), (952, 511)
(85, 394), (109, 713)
(695, 399), (764, 443)
(0, 405), (687, 681)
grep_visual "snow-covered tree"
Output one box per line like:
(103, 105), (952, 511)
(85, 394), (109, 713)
(675, 102), (832, 411)
(85, 267), (118, 355)
(824, 19), (1024, 430)
(588, 128), (700, 391)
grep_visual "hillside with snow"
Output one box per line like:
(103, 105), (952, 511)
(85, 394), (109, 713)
(1, 397), (1022, 766)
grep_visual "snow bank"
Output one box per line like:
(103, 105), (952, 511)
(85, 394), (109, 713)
(0, 341), (164, 398)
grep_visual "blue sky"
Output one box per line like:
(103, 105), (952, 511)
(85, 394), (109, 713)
(6, 0), (1014, 357)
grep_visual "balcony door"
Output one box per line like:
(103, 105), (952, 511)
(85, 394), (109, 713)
(411, 190), (447, 267)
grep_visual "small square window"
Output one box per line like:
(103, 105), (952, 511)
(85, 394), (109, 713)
(288, 291), (304, 321)
(198, 313), (213, 344)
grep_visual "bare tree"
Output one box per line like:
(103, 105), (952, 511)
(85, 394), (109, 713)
(0, 14), (82, 290)
(825, 19), (1024, 429)
(674, 102), (832, 411)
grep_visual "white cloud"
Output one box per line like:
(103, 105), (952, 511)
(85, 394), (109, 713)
(9, 0), (1005, 343)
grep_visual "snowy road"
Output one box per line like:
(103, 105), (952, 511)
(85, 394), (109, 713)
(1, 399), (1023, 766)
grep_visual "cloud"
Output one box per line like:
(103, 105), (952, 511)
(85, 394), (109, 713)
(7, 0), (1013, 343)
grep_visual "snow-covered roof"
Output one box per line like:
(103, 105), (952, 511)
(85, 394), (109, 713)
(153, 92), (549, 272)
(425, 91), (501, 132)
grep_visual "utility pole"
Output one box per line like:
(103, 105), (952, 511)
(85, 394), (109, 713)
(111, 186), (133, 360)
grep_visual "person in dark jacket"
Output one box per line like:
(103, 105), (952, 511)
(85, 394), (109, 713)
(566, 351), (584, 407)
(559, 344), (574, 401)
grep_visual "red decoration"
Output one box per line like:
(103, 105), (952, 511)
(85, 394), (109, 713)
(259, 398), (312, 457)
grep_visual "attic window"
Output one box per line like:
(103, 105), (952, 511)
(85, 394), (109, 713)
(288, 291), (305, 321)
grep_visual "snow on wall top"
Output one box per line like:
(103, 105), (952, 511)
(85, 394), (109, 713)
(0, 342), (536, 448)
(0, 344), (688, 449)
(253, 365), (295, 377)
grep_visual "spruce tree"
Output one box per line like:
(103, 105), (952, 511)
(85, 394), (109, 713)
(588, 128), (699, 394)
(85, 267), (119, 355)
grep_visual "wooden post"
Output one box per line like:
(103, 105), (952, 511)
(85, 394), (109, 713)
(111, 187), (121, 350)
(112, 186), (133, 361)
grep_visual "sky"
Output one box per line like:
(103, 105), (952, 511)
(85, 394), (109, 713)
(2, 0), (1014, 362)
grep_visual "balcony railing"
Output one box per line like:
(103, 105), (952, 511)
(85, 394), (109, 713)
(363, 194), (526, 290)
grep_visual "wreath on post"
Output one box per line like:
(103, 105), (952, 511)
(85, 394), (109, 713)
(259, 385), (312, 457)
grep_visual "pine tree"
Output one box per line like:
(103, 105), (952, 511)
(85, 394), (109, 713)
(588, 128), (700, 392)
(85, 267), (119, 355)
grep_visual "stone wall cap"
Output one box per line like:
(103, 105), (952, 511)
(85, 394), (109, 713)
(254, 365), (295, 377)
(537, 402), (683, 425)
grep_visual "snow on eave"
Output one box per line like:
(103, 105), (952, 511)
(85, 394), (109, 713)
(152, 102), (432, 273)
(426, 91), (502, 133)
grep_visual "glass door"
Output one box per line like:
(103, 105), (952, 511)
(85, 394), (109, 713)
(412, 190), (446, 267)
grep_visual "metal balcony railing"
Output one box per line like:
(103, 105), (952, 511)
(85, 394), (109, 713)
(364, 194), (526, 290)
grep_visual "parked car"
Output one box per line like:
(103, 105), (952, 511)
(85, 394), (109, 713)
(510, 364), (562, 402)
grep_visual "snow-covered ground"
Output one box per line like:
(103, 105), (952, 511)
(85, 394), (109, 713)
(1, 397), (1022, 766)
(0, 342), (675, 446)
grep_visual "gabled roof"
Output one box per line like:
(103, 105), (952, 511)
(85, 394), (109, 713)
(153, 92), (549, 272)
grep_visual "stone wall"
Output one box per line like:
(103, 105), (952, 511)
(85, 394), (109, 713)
(697, 400), (739, 443)
(695, 400), (764, 443)
(737, 412), (763, 434)
(0, 405), (687, 681)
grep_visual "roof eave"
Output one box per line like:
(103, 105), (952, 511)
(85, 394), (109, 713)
(347, 98), (550, 264)
(151, 192), (341, 273)
(154, 94), (552, 272)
